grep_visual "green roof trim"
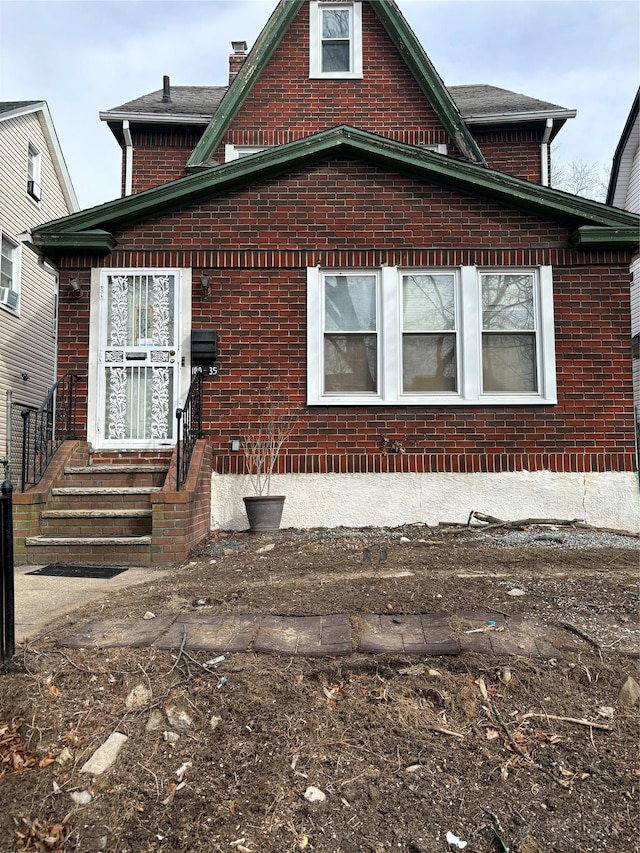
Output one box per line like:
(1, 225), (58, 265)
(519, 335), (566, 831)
(370, 0), (485, 164)
(569, 226), (640, 248)
(186, 0), (486, 169)
(32, 229), (117, 254)
(187, 0), (304, 168)
(31, 127), (639, 258)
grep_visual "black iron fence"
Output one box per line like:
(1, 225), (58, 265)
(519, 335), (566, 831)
(18, 373), (82, 492)
(175, 370), (203, 489)
(0, 480), (15, 662)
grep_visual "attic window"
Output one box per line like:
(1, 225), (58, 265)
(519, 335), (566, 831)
(310, 1), (363, 79)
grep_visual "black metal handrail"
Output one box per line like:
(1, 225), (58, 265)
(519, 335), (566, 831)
(20, 372), (82, 492)
(175, 370), (203, 490)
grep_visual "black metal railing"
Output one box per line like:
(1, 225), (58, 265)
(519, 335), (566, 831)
(175, 370), (203, 490)
(0, 480), (15, 662)
(19, 373), (82, 492)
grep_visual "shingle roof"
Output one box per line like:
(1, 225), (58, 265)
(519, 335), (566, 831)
(102, 83), (572, 125)
(0, 100), (43, 116)
(102, 86), (227, 120)
(448, 85), (573, 120)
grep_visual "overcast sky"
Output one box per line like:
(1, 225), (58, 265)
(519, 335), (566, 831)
(1, 0), (638, 211)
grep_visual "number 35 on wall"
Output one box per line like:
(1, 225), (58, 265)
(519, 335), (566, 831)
(193, 365), (219, 377)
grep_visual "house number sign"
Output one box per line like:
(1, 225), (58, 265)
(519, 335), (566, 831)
(193, 365), (219, 377)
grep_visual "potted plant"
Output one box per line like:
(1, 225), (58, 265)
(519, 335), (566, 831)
(240, 389), (298, 531)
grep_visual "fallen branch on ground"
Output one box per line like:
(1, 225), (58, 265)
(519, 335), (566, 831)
(467, 511), (587, 530)
(518, 712), (611, 731)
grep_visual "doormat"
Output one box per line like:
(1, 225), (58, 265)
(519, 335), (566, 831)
(26, 564), (128, 579)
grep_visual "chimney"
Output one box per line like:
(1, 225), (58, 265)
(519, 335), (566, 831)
(162, 75), (171, 103)
(229, 41), (248, 85)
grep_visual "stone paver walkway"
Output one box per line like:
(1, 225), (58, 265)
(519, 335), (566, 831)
(58, 610), (562, 659)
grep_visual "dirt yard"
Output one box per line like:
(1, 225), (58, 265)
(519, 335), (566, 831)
(0, 523), (638, 853)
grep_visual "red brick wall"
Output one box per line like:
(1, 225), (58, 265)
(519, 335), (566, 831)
(470, 129), (543, 182)
(125, 129), (205, 194)
(55, 160), (636, 474)
(220, 2), (542, 179)
(220, 2), (454, 158)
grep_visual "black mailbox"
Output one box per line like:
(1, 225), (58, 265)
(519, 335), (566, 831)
(191, 329), (218, 364)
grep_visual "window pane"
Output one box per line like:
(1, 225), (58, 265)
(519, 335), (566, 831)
(482, 274), (534, 331)
(403, 274), (455, 330)
(325, 275), (376, 332)
(324, 334), (377, 392)
(403, 334), (456, 392)
(322, 8), (350, 38)
(322, 41), (350, 72)
(1, 237), (15, 289)
(482, 333), (537, 392)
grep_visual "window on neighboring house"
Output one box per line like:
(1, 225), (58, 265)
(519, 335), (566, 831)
(309, 1), (363, 79)
(27, 143), (41, 202)
(224, 144), (271, 162)
(307, 265), (556, 405)
(0, 233), (20, 311)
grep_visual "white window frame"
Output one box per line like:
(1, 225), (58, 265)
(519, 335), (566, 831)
(307, 265), (556, 405)
(224, 144), (271, 162)
(309, 0), (363, 79)
(27, 142), (42, 203)
(419, 144), (449, 156)
(0, 231), (21, 313)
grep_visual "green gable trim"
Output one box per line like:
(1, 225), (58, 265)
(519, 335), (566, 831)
(187, 0), (304, 168)
(32, 230), (117, 254)
(569, 226), (640, 248)
(370, 0), (484, 165)
(32, 127), (639, 252)
(186, 0), (485, 169)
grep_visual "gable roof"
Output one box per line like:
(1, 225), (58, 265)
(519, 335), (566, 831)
(606, 88), (639, 210)
(0, 100), (79, 212)
(30, 124), (638, 255)
(186, 0), (486, 169)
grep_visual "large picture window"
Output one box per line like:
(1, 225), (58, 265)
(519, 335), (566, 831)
(309, 1), (363, 79)
(307, 266), (556, 405)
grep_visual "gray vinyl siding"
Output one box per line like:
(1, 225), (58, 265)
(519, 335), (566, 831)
(0, 110), (73, 465)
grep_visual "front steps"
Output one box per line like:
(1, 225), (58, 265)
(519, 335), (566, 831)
(14, 440), (213, 566)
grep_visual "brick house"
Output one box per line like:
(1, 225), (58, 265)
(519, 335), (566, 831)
(19, 0), (639, 564)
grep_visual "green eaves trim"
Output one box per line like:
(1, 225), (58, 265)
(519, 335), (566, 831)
(187, 0), (304, 168)
(186, 0), (485, 169)
(32, 126), (640, 244)
(569, 226), (640, 248)
(31, 230), (117, 253)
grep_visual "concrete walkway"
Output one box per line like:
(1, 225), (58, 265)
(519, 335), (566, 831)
(13, 563), (171, 644)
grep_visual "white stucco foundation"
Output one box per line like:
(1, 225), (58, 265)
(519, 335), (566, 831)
(211, 471), (640, 534)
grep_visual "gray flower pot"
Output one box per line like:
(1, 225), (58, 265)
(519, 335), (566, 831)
(243, 495), (286, 531)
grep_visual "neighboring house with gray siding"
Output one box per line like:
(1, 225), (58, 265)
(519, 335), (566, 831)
(607, 89), (640, 435)
(0, 101), (78, 478)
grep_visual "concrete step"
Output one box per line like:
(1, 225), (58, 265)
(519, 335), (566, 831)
(49, 486), (156, 511)
(24, 535), (153, 566)
(40, 509), (153, 537)
(63, 464), (168, 488)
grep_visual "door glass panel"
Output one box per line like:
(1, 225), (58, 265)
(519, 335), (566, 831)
(102, 273), (178, 444)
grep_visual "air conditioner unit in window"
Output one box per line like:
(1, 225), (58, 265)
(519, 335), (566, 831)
(0, 287), (18, 309)
(27, 180), (41, 201)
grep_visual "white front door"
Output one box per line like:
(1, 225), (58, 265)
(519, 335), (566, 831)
(96, 270), (181, 449)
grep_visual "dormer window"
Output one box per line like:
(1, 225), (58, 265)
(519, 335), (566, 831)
(27, 143), (41, 202)
(310, 1), (363, 79)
